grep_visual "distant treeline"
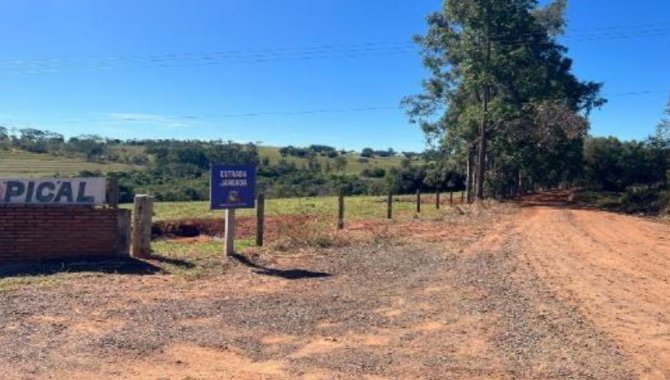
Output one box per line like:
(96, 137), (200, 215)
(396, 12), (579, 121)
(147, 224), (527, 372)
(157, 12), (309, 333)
(278, 144), (417, 159)
(3, 125), (669, 209)
(0, 127), (463, 202)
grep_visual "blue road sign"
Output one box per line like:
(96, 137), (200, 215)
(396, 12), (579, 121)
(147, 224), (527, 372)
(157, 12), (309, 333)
(210, 165), (256, 210)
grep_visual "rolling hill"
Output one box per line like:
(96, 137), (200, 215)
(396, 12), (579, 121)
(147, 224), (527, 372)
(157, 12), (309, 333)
(0, 150), (137, 177)
(0, 146), (415, 178)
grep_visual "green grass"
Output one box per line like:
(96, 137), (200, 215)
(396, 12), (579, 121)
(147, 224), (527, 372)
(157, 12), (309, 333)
(152, 238), (255, 280)
(0, 150), (136, 177)
(0, 274), (62, 292)
(128, 193), (465, 222)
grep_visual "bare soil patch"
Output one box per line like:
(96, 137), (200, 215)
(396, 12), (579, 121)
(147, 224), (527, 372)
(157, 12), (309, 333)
(153, 214), (319, 239)
(2, 195), (664, 378)
(516, 191), (670, 379)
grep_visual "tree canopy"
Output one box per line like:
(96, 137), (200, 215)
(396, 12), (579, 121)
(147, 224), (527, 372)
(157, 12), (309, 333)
(404, 0), (605, 200)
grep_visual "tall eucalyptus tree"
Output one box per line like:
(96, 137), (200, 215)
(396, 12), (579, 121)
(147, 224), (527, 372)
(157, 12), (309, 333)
(404, 0), (604, 200)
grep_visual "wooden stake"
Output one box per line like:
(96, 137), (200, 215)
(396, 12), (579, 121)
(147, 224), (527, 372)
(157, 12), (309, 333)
(387, 191), (393, 219)
(450, 191), (454, 206)
(256, 193), (265, 246)
(224, 208), (236, 256)
(337, 192), (345, 230)
(436, 190), (440, 209)
(416, 189), (421, 214)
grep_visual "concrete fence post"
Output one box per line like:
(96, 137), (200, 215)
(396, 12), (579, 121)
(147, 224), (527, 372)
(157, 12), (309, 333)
(116, 209), (131, 257)
(224, 209), (236, 257)
(131, 195), (154, 259)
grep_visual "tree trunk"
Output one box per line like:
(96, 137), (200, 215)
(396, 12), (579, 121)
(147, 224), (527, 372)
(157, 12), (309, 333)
(477, 34), (491, 202)
(466, 152), (474, 204)
(475, 6), (492, 202)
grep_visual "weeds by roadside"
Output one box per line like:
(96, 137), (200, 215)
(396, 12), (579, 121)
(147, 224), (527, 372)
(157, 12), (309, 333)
(270, 217), (345, 251)
(574, 189), (670, 215)
(0, 274), (63, 293)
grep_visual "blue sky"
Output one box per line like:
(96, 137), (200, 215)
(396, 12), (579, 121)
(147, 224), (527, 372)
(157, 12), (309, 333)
(0, 0), (668, 152)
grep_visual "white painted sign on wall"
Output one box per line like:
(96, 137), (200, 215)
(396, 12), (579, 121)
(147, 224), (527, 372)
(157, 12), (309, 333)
(0, 178), (107, 205)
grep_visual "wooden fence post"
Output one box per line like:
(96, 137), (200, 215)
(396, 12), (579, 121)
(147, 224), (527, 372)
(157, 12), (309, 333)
(450, 191), (454, 206)
(337, 192), (345, 230)
(461, 191), (464, 204)
(256, 193), (265, 247)
(387, 191), (393, 219)
(436, 190), (440, 209)
(224, 209), (236, 257)
(416, 189), (421, 214)
(131, 195), (153, 259)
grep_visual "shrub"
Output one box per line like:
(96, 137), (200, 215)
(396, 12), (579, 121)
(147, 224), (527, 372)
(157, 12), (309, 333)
(619, 188), (669, 214)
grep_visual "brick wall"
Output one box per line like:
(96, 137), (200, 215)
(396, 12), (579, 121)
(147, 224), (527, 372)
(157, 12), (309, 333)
(0, 206), (130, 265)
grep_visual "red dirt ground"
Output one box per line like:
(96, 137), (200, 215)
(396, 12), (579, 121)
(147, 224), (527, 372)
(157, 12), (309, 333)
(513, 191), (670, 379)
(2, 191), (670, 378)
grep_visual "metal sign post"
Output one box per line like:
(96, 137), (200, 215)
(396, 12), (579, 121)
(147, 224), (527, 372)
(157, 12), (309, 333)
(210, 165), (257, 257)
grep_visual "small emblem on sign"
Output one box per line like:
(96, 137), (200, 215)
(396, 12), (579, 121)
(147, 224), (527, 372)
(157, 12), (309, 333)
(227, 191), (240, 203)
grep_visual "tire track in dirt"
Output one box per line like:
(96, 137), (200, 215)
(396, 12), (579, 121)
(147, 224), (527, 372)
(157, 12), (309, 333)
(455, 213), (633, 379)
(515, 192), (670, 379)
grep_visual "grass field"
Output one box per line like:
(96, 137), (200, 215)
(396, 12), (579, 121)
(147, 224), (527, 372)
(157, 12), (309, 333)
(132, 193), (465, 222)
(0, 150), (136, 177)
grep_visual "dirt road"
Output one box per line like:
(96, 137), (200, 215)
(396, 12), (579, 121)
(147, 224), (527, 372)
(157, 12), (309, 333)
(514, 192), (670, 379)
(1, 193), (669, 379)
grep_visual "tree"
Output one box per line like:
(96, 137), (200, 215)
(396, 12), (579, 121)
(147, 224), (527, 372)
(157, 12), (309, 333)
(361, 148), (375, 158)
(0, 126), (9, 149)
(361, 167), (386, 178)
(650, 96), (670, 185)
(404, 0), (604, 200)
(583, 136), (665, 191)
(15, 128), (64, 153)
(306, 153), (321, 172)
(67, 135), (107, 161)
(333, 155), (348, 172)
(655, 96), (670, 143)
